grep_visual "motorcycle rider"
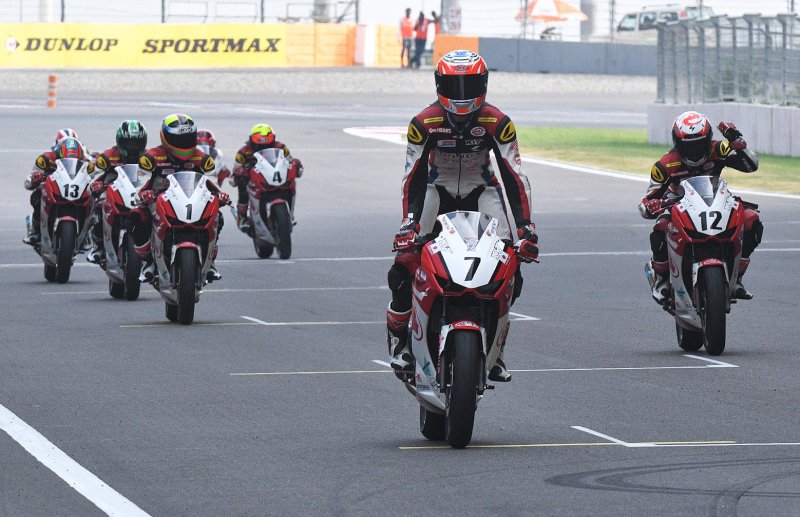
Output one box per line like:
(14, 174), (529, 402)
(130, 113), (230, 283)
(197, 129), (232, 184)
(387, 49), (539, 382)
(639, 110), (762, 303)
(232, 124), (303, 233)
(24, 133), (93, 245)
(86, 120), (148, 265)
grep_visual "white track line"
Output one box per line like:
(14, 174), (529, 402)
(240, 316), (383, 326)
(682, 354), (738, 368)
(372, 360), (392, 367)
(44, 286), (388, 296)
(509, 312), (540, 321)
(571, 426), (631, 446)
(0, 404), (149, 516)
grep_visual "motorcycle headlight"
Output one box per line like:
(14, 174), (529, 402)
(476, 280), (504, 296)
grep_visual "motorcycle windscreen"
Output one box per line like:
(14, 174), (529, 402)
(172, 171), (205, 197)
(444, 211), (492, 248)
(58, 158), (80, 179)
(256, 148), (282, 166)
(117, 164), (141, 187)
(684, 175), (721, 206)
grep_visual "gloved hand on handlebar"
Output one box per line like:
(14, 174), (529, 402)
(217, 191), (230, 206)
(90, 179), (104, 196)
(292, 159), (304, 178)
(29, 171), (45, 185)
(392, 218), (420, 252)
(515, 223), (539, 263)
(717, 122), (747, 150)
(640, 196), (664, 218)
(137, 189), (155, 206)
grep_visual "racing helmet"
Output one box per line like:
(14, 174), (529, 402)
(435, 50), (488, 116)
(53, 128), (78, 150)
(249, 124), (275, 147)
(672, 111), (713, 167)
(160, 113), (197, 160)
(116, 120), (147, 159)
(197, 129), (216, 147)
(56, 137), (85, 160)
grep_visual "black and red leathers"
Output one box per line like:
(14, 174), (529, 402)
(232, 140), (297, 227)
(130, 145), (218, 258)
(639, 136), (762, 298)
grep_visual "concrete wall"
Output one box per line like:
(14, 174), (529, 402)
(648, 103), (800, 157)
(477, 38), (657, 76)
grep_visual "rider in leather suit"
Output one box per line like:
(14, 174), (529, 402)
(638, 111), (762, 303)
(387, 50), (539, 383)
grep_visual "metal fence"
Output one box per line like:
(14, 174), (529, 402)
(657, 13), (800, 105)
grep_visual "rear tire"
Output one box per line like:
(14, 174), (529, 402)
(273, 204), (292, 260)
(165, 302), (178, 322)
(109, 279), (124, 299)
(44, 264), (56, 282)
(419, 406), (446, 441)
(676, 323), (703, 352)
(445, 330), (481, 449)
(254, 240), (274, 259)
(701, 267), (727, 356)
(123, 240), (141, 301)
(55, 222), (76, 284)
(176, 248), (197, 325)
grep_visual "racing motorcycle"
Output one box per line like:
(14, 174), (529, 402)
(246, 148), (297, 260)
(398, 211), (520, 448)
(27, 158), (93, 283)
(100, 164), (142, 300)
(149, 171), (222, 325)
(645, 175), (747, 356)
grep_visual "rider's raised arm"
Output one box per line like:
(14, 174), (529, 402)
(490, 115), (532, 227)
(717, 140), (759, 173)
(402, 117), (431, 222)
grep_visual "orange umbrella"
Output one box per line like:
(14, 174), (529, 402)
(515, 0), (588, 23)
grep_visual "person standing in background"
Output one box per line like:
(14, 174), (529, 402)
(410, 11), (429, 69)
(399, 8), (414, 68)
(430, 11), (441, 40)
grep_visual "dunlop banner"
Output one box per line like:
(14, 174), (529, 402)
(0, 23), (287, 68)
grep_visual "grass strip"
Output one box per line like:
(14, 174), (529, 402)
(517, 126), (800, 195)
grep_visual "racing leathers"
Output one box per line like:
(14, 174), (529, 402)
(130, 145), (226, 282)
(387, 102), (535, 380)
(232, 141), (302, 231)
(86, 146), (140, 263)
(639, 138), (762, 302)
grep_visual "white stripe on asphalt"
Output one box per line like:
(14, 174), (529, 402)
(372, 360), (392, 367)
(682, 354), (738, 367)
(240, 315), (383, 326)
(0, 404), (149, 517)
(44, 286), (389, 296)
(571, 426), (631, 446)
(344, 126), (800, 200)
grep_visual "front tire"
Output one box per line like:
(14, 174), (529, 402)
(419, 406), (446, 441)
(676, 323), (703, 352)
(123, 239), (141, 301)
(55, 222), (76, 284)
(176, 248), (197, 325)
(272, 203), (292, 259)
(700, 267), (727, 356)
(445, 330), (481, 449)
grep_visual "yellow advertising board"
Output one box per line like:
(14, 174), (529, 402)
(0, 23), (287, 68)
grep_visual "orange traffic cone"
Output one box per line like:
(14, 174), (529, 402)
(46, 74), (57, 108)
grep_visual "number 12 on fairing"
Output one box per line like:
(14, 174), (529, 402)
(699, 211), (723, 231)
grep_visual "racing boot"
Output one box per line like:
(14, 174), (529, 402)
(732, 257), (754, 300)
(23, 214), (40, 246)
(387, 306), (413, 373)
(86, 222), (105, 264)
(236, 203), (253, 235)
(206, 260), (222, 282)
(135, 243), (156, 283)
(489, 348), (512, 382)
(648, 260), (670, 304)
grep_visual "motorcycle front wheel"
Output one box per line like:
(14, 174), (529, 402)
(445, 330), (481, 449)
(272, 203), (292, 260)
(123, 238), (141, 301)
(175, 248), (197, 325)
(55, 222), (76, 284)
(700, 267), (727, 356)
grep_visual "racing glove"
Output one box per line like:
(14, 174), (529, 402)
(515, 223), (540, 263)
(217, 192), (231, 206)
(292, 159), (304, 178)
(718, 122), (747, 150)
(30, 171), (45, 185)
(392, 218), (419, 252)
(137, 189), (155, 206)
(217, 166), (232, 184)
(90, 179), (104, 196)
(639, 196), (664, 218)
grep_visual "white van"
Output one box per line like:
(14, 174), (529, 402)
(617, 4), (714, 33)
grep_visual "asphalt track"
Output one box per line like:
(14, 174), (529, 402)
(0, 86), (799, 516)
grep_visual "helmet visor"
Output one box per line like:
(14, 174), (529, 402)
(678, 136), (709, 163)
(436, 73), (487, 101)
(119, 138), (145, 157)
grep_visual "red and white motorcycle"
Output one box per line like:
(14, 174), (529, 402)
(150, 171), (222, 325)
(246, 148), (297, 259)
(645, 175), (747, 355)
(400, 211), (520, 448)
(28, 158), (93, 283)
(101, 164), (142, 300)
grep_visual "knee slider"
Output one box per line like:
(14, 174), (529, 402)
(387, 263), (410, 294)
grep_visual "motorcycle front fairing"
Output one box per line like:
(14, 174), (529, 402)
(410, 211), (517, 412)
(151, 172), (218, 303)
(103, 164), (141, 280)
(38, 158), (93, 265)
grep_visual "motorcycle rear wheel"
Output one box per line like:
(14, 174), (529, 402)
(44, 264), (56, 282)
(445, 330), (481, 449)
(109, 279), (124, 299)
(123, 239), (141, 301)
(165, 302), (178, 322)
(176, 248), (197, 325)
(676, 323), (703, 351)
(419, 406), (446, 441)
(254, 240), (274, 259)
(55, 222), (76, 284)
(701, 267), (727, 356)
(273, 204), (292, 260)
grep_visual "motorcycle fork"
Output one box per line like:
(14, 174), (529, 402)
(436, 298), (489, 395)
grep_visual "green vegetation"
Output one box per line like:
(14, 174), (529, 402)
(517, 126), (800, 195)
